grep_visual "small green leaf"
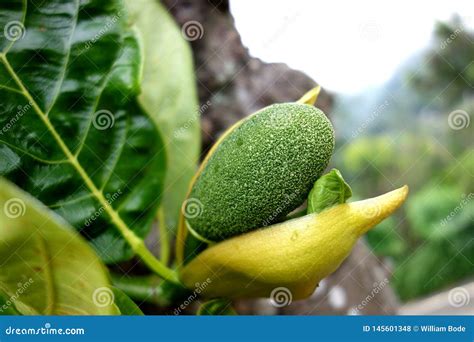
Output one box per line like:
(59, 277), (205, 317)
(307, 169), (352, 214)
(0, 178), (119, 315)
(197, 299), (236, 315)
(111, 287), (144, 316)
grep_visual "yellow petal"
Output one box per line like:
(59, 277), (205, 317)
(180, 186), (408, 299)
(297, 86), (321, 106)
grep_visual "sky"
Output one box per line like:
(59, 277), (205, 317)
(230, 0), (473, 94)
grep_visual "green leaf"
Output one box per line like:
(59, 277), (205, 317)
(0, 0), (166, 262)
(393, 237), (474, 300)
(111, 287), (144, 315)
(406, 184), (472, 240)
(0, 290), (22, 315)
(0, 178), (119, 315)
(307, 169), (352, 213)
(366, 216), (407, 258)
(197, 299), (237, 315)
(125, 0), (201, 234)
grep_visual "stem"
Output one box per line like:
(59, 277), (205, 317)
(135, 241), (179, 283)
(0, 54), (180, 285)
(111, 274), (189, 307)
(158, 207), (170, 265)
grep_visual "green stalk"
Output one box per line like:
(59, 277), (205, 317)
(158, 207), (170, 265)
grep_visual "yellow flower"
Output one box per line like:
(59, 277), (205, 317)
(179, 186), (408, 299)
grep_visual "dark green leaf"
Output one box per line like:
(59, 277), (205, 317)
(307, 169), (352, 213)
(125, 0), (201, 234)
(111, 287), (144, 315)
(0, 0), (166, 262)
(0, 178), (119, 315)
(0, 290), (22, 315)
(197, 299), (236, 315)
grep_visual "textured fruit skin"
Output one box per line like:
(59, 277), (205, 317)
(188, 103), (335, 241)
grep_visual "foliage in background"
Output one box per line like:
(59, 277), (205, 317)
(335, 17), (473, 300)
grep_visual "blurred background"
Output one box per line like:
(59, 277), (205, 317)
(163, 0), (473, 315)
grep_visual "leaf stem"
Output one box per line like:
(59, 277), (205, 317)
(158, 207), (170, 265)
(0, 54), (180, 285)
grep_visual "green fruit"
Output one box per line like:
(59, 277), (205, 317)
(187, 103), (335, 242)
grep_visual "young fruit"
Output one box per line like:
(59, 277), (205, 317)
(186, 103), (335, 242)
